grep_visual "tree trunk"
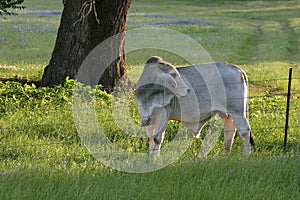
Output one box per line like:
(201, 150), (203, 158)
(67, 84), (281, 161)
(41, 0), (132, 92)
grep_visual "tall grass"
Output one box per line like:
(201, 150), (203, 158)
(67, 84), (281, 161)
(1, 156), (300, 199)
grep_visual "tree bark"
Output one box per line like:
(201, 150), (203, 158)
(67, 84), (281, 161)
(41, 0), (132, 92)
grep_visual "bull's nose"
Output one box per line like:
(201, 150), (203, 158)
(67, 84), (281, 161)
(141, 118), (151, 126)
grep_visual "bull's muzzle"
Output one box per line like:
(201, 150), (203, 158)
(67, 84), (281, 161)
(141, 117), (151, 126)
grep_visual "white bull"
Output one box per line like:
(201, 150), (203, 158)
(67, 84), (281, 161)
(134, 56), (255, 155)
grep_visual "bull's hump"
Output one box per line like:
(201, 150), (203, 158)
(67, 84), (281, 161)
(146, 56), (162, 64)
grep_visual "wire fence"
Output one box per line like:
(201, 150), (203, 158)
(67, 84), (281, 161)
(0, 72), (300, 162)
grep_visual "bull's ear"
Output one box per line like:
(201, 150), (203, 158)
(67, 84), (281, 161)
(134, 88), (174, 123)
(161, 73), (177, 89)
(151, 92), (174, 107)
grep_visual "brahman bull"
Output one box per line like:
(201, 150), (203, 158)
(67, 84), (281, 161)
(134, 56), (255, 155)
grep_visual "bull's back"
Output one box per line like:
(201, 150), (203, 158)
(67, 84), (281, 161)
(177, 62), (246, 85)
(171, 62), (247, 121)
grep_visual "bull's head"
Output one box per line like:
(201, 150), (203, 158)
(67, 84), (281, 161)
(134, 56), (190, 127)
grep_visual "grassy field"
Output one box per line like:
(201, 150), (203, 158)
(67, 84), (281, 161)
(1, 0), (300, 199)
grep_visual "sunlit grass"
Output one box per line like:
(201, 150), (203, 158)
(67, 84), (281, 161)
(1, 0), (300, 80)
(245, 62), (300, 94)
(1, 155), (300, 199)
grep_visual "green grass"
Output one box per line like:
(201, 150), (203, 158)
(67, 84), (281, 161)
(1, 0), (300, 199)
(1, 79), (299, 199)
(1, 157), (300, 199)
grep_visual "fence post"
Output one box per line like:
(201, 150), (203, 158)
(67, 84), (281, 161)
(284, 68), (293, 153)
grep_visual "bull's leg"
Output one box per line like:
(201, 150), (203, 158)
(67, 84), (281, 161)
(194, 121), (208, 139)
(146, 125), (156, 155)
(153, 132), (165, 154)
(230, 114), (251, 155)
(146, 125), (166, 155)
(187, 118), (211, 139)
(222, 115), (236, 152)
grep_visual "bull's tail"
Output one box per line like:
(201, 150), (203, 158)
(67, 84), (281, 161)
(247, 102), (256, 149)
(242, 70), (256, 149)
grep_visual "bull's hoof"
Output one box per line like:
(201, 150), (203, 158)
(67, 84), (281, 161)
(193, 133), (201, 140)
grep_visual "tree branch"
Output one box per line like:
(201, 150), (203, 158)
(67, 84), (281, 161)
(73, 0), (100, 26)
